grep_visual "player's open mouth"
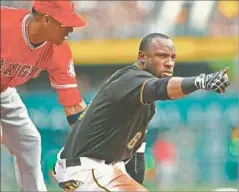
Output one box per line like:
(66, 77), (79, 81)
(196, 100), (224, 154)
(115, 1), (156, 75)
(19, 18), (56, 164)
(64, 35), (69, 40)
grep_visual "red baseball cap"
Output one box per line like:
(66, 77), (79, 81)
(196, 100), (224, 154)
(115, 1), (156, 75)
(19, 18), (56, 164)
(33, 0), (86, 27)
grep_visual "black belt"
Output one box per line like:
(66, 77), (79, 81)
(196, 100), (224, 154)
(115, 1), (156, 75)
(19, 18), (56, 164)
(65, 158), (115, 168)
(66, 158), (82, 167)
(53, 157), (116, 175)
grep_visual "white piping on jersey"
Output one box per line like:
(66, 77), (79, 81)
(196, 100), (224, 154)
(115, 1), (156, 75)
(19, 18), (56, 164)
(22, 13), (47, 50)
(51, 82), (78, 89)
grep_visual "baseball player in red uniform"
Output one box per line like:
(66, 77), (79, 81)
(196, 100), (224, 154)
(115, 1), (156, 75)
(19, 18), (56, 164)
(0, 1), (87, 191)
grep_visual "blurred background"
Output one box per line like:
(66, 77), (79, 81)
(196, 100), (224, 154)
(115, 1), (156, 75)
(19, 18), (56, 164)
(1, 1), (238, 191)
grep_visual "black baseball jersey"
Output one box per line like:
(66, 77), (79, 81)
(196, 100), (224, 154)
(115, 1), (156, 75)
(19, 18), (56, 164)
(61, 64), (156, 162)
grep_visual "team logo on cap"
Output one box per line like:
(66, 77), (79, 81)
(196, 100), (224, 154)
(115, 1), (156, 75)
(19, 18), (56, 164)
(67, 59), (76, 77)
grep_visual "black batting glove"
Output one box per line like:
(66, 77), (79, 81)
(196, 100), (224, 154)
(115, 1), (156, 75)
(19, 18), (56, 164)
(195, 67), (230, 94)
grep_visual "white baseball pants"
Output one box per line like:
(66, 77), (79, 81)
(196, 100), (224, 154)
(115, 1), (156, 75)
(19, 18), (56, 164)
(53, 149), (148, 191)
(1, 88), (47, 191)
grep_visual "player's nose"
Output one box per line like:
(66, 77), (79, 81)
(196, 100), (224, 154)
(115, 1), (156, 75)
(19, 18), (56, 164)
(166, 59), (174, 68)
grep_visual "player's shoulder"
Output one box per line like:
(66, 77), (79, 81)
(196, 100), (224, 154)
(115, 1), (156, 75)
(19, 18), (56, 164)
(123, 64), (154, 79)
(1, 6), (19, 12)
(1, 6), (30, 29)
(52, 41), (71, 56)
(50, 41), (73, 69)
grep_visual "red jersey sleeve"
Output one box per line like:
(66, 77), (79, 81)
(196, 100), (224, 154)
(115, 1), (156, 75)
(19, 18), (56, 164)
(47, 42), (83, 106)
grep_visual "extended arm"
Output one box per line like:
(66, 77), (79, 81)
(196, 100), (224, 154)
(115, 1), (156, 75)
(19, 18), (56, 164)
(47, 42), (88, 127)
(142, 67), (230, 103)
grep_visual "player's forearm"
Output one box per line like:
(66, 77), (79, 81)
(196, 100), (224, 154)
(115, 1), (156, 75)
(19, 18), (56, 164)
(142, 77), (198, 102)
(167, 77), (197, 99)
(64, 101), (87, 127)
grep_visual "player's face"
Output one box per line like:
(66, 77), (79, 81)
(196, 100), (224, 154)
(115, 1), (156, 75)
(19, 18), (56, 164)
(42, 15), (73, 45)
(142, 38), (177, 78)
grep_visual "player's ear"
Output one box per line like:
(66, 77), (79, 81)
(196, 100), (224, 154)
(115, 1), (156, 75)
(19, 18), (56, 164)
(42, 15), (51, 26)
(138, 51), (146, 65)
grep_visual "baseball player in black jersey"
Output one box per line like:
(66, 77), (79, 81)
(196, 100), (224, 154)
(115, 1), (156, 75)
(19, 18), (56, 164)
(53, 33), (230, 191)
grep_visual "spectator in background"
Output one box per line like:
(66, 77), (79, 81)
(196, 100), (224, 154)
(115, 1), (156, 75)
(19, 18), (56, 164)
(2, 1), (238, 39)
(70, 1), (155, 39)
(113, 1), (148, 38)
(1, 0), (33, 9)
(1, 1), (156, 39)
(208, 1), (238, 36)
(153, 134), (177, 191)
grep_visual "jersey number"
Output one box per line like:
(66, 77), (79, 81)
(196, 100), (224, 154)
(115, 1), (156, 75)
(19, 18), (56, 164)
(127, 132), (142, 150)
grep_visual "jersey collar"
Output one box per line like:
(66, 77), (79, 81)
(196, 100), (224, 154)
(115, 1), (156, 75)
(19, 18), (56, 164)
(21, 13), (47, 50)
(134, 62), (142, 70)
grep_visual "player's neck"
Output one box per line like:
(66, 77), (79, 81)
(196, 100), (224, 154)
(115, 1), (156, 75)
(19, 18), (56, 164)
(135, 62), (143, 70)
(27, 17), (46, 45)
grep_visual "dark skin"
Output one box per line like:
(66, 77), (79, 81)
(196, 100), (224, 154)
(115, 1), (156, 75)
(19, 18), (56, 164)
(137, 37), (229, 99)
(138, 37), (177, 78)
(28, 11), (73, 46)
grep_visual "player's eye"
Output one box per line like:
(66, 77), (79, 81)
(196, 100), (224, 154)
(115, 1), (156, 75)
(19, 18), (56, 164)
(158, 54), (168, 58)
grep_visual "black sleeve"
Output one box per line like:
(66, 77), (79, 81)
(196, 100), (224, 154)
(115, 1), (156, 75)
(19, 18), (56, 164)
(142, 77), (199, 103)
(148, 103), (156, 122)
(110, 70), (156, 104)
(142, 78), (171, 104)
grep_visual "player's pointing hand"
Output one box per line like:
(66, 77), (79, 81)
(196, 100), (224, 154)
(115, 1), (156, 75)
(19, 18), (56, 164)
(195, 67), (231, 94)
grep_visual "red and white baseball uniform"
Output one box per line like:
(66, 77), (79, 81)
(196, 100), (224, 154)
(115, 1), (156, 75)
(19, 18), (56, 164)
(0, 1), (86, 191)
(1, 6), (83, 106)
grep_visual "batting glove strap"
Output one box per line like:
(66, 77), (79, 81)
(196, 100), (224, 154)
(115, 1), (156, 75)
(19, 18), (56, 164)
(195, 73), (207, 89)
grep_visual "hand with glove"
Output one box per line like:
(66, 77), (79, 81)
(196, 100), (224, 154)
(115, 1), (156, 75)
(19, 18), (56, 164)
(194, 67), (230, 94)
